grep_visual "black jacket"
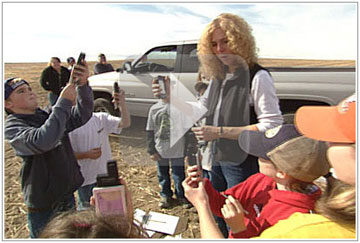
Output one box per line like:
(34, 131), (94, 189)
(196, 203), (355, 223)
(206, 64), (268, 163)
(40, 66), (70, 95)
(93, 63), (114, 74)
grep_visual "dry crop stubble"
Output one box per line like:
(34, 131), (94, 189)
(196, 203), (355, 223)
(4, 60), (201, 238)
(4, 58), (354, 238)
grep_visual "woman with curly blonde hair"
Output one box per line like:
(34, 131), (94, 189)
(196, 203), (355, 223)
(191, 13), (283, 237)
(198, 13), (258, 81)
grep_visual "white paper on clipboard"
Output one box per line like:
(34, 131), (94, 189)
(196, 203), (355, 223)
(134, 209), (179, 235)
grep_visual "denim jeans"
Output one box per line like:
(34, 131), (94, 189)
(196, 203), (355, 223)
(210, 157), (259, 191)
(157, 157), (185, 199)
(77, 183), (96, 211)
(27, 195), (75, 238)
(209, 156), (259, 237)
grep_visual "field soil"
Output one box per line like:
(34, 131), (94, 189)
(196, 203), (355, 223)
(4, 58), (355, 238)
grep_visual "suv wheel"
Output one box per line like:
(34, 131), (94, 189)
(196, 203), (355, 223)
(94, 98), (116, 115)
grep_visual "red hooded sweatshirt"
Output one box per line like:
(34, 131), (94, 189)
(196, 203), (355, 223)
(204, 173), (321, 238)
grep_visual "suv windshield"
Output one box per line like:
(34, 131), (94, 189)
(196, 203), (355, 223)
(134, 45), (177, 73)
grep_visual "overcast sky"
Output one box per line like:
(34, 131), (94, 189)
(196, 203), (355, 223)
(3, 2), (357, 63)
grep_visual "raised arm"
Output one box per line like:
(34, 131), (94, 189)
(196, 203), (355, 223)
(113, 89), (131, 128)
(182, 177), (225, 239)
(186, 165), (226, 217)
(65, 62), (94, 132)
(5, 85), (78, 156)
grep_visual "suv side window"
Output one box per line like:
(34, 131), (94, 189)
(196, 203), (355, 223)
(180, 44), (199, 73)
(134, 45), (177, 73)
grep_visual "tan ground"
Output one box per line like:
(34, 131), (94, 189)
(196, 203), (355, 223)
(4, 58), (355, 238)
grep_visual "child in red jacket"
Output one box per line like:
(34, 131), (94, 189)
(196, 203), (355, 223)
(186, 124), (330, 238)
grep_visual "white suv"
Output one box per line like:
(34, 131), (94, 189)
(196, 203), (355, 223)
(88, 40), (355, 123)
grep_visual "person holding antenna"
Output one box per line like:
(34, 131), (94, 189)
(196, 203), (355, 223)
(184, 124), (330, 238)
(4, 58), (93, 238)
(152, 13), (283, 236)
(69, 81), (131, 210)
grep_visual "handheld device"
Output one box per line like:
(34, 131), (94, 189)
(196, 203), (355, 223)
(77, 52), (86, 66)
(157, 75), (167, 99)
(186, 127), (204, 178)
(186, 130), (198, 166)
(93, 160), (127, 216)
(113, 81), (120, 93)
(96, 160), (120, 187)
(113, 81), (120, 111)
(70, 52), (86, 85)
(196, 145), (203, 178)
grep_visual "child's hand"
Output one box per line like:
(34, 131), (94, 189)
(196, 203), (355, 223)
(221, 195), (247, 234)
(71, 61), (89, 86)
(112, 89), (126, 107)
(86, 147), (102, 159)
(152, 79), (161, 98)
(182, 177), (208, 209)
(150, 153), (160, 161)
(152, 76), (170, 99)
(59, 83), (77, 104)
(186, 165), (202, 184)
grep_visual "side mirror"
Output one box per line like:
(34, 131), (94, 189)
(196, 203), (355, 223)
(123, 61), (133, 73)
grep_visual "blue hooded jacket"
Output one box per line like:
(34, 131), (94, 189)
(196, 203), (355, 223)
(5, 84), (93, 209)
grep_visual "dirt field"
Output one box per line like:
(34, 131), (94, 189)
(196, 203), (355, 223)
(4, 58), (355, 238)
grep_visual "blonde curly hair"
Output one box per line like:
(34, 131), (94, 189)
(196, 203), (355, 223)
(198, 13), (258, 80)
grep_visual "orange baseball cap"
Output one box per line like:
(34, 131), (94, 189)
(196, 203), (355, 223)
(295, 95), (356, 143)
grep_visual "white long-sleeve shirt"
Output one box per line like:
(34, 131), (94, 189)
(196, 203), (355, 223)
(199, 70), (283, 132)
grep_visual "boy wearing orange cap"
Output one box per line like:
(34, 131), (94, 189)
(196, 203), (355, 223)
(256, 94), (356, 238)
(185, 124), (330, 238)
(183, 95), (356, 239)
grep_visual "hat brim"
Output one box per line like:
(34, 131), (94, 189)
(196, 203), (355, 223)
(295, 103), (355, 143)
(238, 130), (269, 160)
